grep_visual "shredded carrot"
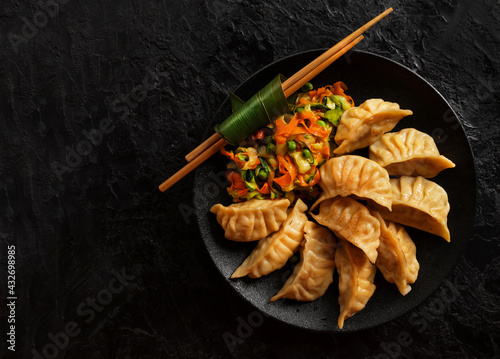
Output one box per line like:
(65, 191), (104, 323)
(306, 86), (333, 104)
(318, 88), (333, 104)
(332, 81), (354, 106)
(234, 155), (249, 169)
(275, 111), (331, 146)
(220, 147), (234, 160)
(297, 174), (308, 187)
(301, 114), (331, 138)
(299, 98), (310, 105)
(274, 154), (297, 189)
(317, 144), (330, 161)
(227, 172), (248, 197)
(308, 168), (321, 185)
(275, 118), (298, 144)
(257, 182), (270, 194)
(221, 148), (260, 169)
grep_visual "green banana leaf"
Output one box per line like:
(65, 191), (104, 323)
(215, 74), (289, 145)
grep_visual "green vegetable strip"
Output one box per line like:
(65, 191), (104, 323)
(214, 74), (289, 145)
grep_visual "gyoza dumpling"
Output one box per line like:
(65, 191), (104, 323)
(311, 197), (380, 264)
(369, 176), (451, 241)
(231, 199), (308, 278)
(334, 99), (413, 154)
(369, 128), (455, 178)
(311, 155), (392, 211)
(271, 221), (336, 302)
(211, 198), (290, 242)
(335, 238), (376, 329)
(372, 211), (419, 295)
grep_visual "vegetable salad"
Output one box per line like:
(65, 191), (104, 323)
(221, 82), (354, 202)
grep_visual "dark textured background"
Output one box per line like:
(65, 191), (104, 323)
(0, 0), (499, 358)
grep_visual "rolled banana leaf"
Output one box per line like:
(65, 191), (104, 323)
(215, 74), (288, 145)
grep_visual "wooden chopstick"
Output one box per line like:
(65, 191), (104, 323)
(160, 8), (393, 192)
(183, 8), (392, 164)
(159, 138), (227, 192)
(283, 35), (364, 98)
(185, 133), (222, 162)
(281, 7), (393, 95)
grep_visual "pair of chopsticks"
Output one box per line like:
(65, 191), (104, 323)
(159, 7), (393, 192)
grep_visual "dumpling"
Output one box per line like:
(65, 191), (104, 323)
(311, 155), (392, 211)
(311, 197), (380, 264)
(371, 211), (419, 295)
(334, 99), (413, 154)
(231, 199), (308, 278)
(210, 198), (290, 242)
(271, 221), (336, 302)
(369, 128), (455, 178)
(368, 176), (451, 241)
(335, 238), (376, 329)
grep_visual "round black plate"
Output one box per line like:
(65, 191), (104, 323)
(194, 50), (477, 332)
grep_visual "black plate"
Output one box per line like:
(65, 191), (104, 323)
(194, 50), (477, 332)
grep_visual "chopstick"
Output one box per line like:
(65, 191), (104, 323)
(160, 8), (393, 192)
(158, 138), (227, 192)
(184, 8), (393, 163)
(283, 35), (364, 98)
(281, 7), (393, 96)
(185, 133), (222, 162)
(183, 34), (366, 164)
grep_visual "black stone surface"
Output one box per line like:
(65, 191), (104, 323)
(0, 1), (499, 358)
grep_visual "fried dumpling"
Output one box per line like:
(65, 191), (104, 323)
(211, 198), (290, 242)
(231, 199), (308, 278)
(372, 211), (419, 295)
(334, 99), (413, 154)
(335, 238), (376, 329)
(369, 176), (451, 241)
(369, 128), (455, 178)
(311, 155), (392, 211)
(271, 221), (336, 302)
(311, 197), (380, 264)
